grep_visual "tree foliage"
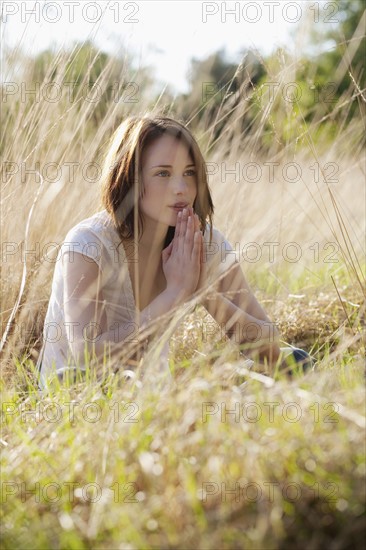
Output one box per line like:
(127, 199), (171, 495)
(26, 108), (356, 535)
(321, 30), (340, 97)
(179, 1), (365, 151)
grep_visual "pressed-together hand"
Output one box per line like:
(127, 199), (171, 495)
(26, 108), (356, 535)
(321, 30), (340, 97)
(161, 206), (203, 301)
(192, 209), (208, 294)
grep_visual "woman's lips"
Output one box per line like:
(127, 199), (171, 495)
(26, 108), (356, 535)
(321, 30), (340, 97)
(169, 205), (187, 212)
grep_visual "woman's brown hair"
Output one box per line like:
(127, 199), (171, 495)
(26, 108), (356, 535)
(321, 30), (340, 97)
(99, 114), (214, 249)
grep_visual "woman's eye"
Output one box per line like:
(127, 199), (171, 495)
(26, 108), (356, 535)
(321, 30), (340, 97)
(155, 168), (196, 178)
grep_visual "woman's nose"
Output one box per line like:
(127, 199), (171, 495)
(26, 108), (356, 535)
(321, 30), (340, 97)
(171, 176), (188, 192)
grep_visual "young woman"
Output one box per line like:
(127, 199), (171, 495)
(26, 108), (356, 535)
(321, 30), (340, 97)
(37, 115), (313, 390)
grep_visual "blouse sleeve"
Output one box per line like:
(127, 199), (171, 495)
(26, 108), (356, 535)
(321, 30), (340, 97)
(203, 225), (240, 287)
(60, 225), (104, 271)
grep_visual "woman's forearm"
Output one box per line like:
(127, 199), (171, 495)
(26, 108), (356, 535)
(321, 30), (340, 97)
(69, 288), (186, 365)
(203, 293), (282, 366)
(138, 287), (188, 330)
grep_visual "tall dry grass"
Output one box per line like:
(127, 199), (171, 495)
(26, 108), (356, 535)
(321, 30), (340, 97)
(0, 33), (365, 550)
(1, 40), (364, 382)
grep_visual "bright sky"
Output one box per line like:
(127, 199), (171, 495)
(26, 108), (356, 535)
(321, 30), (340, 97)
(1, 1), (325, 93)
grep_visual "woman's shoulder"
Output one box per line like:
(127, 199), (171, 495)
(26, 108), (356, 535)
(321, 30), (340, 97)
(60, 210), (120, 268)
(202, 223), (240, 270)
(64, 209), (116, 241)
(203, 222), (233, 246)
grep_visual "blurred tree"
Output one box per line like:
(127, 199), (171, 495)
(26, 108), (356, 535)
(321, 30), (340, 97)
(180, 48), (265, 151)
(13, 40), (157, 128)
(306, 0), (365, 116)
(29, 41), (137, 125)
(248, 0), (365, 152)
(176, 1), (365, 154)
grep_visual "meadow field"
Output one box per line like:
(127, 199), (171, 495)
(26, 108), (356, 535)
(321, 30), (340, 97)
(1, 30), (365, 549)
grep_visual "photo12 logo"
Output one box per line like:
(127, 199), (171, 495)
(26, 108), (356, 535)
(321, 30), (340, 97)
(0, 2), (140, 24)
(1, 82), (140, 105)
(1, 481), (141, 504)
(199, 480), (339, 504)
(2, 400), (140, 424)
(205, 160), (339, 184)
(201, 2), (339, 24)
(202, 81), (338, 105)
(201, 401), (340, 424)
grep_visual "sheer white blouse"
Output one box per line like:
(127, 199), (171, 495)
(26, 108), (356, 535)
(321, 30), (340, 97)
(37, 209), (239, 390)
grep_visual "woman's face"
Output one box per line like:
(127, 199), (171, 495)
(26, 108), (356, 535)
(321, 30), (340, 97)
(139, 133), (198, 227)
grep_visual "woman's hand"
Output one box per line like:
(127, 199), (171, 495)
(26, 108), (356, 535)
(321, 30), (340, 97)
(161, 207), (203, 301)
(192, 208), (208, 295)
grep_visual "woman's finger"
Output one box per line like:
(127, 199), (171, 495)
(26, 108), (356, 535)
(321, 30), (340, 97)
(183, 214), (194, 256)
(177, 208), (188, 255)
(192, 230), (202, 264)
(175, 210), (182, 236)
(172, 210), (182, 254)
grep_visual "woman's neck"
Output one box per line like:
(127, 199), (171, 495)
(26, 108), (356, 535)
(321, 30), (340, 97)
(123, 233), (167, 265)
(138, 217), (169, 254)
